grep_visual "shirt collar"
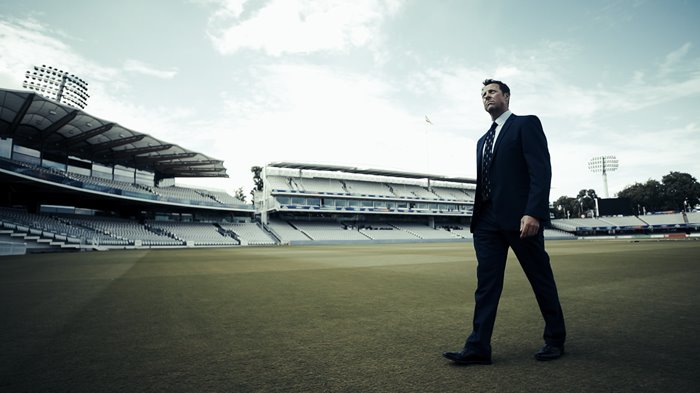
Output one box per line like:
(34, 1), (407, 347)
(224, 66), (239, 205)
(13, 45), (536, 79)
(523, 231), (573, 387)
(494, 110), (512, 127)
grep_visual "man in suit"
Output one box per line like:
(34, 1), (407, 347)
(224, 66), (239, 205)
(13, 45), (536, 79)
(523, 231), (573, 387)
(443, 79), (566, 365)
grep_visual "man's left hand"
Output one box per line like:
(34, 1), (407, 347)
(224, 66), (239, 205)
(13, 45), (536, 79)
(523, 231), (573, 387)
(520, 215), (540, 238)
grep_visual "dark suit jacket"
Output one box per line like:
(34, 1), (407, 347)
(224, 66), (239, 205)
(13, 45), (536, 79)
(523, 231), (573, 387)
(470, 114), (552, 232)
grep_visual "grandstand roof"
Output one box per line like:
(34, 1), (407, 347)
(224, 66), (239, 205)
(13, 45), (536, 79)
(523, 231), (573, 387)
(0, 88), (227, 179)
(267, 162), (476, 185)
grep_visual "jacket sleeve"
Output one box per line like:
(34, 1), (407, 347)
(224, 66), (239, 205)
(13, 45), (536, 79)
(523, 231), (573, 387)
(521, 116), (552, 221)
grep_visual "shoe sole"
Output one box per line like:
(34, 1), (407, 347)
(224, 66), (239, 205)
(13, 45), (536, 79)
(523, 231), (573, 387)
(535, 352), (564, 361)
(452, 359), (493, 365)
(443, 355), (493, 365)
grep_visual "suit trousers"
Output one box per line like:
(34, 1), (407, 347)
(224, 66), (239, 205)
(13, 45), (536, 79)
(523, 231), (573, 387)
(466, 201), (566, 355)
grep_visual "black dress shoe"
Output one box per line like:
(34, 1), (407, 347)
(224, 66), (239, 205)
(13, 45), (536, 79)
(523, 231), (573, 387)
(442, 350), (492, 365)
(535, 344), (564, 361)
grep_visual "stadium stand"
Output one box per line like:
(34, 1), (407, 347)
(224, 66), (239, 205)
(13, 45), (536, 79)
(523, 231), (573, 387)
(3, 147), (698, 253)
(2, 87), (698, 254)
(260, 163), (476, 218)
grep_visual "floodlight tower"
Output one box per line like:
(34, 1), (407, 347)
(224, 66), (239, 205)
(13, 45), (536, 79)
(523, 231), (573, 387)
(588, 155), (619, 198)
(22, 65), (89, 109)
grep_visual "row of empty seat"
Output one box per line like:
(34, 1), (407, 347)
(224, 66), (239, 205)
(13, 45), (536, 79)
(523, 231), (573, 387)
(291, 221), (371, 241)
(0, 207), (125, 246)
(0, 208), (275, 248)
(66, 215), (181, 246)
(265, 220), (468, 243)
(552, 213), (700, 231)
(146, 222), (238, 246)
(266, 220), (313, 242)
(4, 206), (698, 252)
(360, 226), (419, 241)
(1, 158), (246, 208)
(65, 172), (149, 196)
(268, 175), (475, 202)
(544, 228), (577, 238)
(220, 223), (276, 245)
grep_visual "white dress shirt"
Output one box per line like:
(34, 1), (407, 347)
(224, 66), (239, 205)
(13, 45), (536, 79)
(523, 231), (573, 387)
(484, 110), (512, 155)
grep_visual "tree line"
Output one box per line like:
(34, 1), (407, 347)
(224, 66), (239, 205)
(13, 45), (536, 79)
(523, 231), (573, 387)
(552, 171), (699, 219)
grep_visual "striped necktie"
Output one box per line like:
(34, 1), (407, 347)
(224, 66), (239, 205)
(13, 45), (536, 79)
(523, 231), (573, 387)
(481, 122), (497, 200)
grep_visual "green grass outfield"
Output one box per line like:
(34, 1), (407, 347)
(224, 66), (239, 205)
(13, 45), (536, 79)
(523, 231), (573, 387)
(1, 240), (699, 392)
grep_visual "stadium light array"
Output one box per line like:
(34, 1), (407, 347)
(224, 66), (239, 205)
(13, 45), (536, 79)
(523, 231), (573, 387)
(588, 155), (619, 198)
(22, 65), (89, 109)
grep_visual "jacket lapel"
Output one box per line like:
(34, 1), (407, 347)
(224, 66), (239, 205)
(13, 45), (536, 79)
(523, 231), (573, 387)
(491, 114), (515, 160)
(476, 135), (485, 173)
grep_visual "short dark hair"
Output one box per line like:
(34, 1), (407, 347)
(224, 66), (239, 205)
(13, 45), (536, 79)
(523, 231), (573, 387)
(483, 79), (510, 95)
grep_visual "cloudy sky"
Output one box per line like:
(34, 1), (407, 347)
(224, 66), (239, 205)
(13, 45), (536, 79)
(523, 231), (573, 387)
(1, 0), (699, 201)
